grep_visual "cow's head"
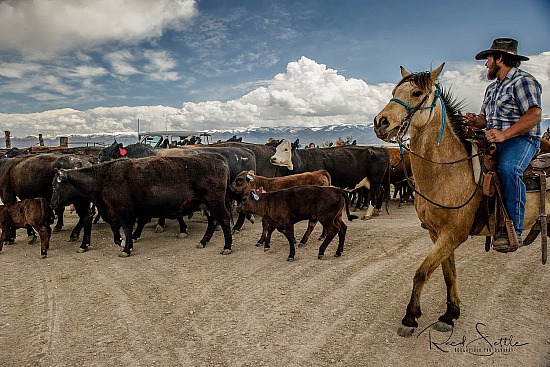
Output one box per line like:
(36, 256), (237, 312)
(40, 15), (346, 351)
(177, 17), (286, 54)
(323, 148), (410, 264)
(270, 140), (294, 170)
(98, 140), (126, 162)
(236, 190), (262, 214)
(230, 170), (255, 195)
(51, 169), (71, 210)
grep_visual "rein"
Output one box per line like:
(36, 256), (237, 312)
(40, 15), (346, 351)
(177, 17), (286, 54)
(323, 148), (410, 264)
(391, 87), (484, 210)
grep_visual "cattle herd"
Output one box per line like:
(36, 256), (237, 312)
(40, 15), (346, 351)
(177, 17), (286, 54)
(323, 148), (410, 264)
(0, 139), (413, 261)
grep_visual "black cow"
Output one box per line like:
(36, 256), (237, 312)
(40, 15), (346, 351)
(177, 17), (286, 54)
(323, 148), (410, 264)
(98, 140), (156, 162)
(269, 140), (390, 218)
(210, 142), (278, 177)
(0, 153), (95, 247)
(51, 154), (233, 257)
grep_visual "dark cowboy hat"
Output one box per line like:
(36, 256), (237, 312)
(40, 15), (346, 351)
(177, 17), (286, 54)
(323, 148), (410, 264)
(475, 38), (529, 61)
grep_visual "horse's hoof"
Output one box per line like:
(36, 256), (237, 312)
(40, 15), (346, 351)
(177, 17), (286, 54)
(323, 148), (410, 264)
(53, 227), (62, 232)
(177, 232), (189, 238)
(397, 326), (416, 337)
(432, 321), (453, 332)
(154, 225), (165, 233)
(220, 249), (232, 255)
(197, 243), (205, 249)
(118, 251), (131, 258)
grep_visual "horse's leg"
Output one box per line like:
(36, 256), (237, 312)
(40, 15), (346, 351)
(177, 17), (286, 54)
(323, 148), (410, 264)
(398, 235), (459, 337)
(432, 253), (460, 332)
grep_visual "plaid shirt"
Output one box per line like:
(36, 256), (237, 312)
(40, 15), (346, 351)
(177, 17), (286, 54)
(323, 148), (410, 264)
(480, 67), (542, 137)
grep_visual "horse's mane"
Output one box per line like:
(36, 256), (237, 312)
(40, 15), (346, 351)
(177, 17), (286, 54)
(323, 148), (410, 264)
(398, 71), (468, 146)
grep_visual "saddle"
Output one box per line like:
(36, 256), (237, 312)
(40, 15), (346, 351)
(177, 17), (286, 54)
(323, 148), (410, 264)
(470, 136), (548, 256)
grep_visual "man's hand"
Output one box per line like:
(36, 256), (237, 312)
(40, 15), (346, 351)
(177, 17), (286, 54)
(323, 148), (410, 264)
(485, 129), (508, 143)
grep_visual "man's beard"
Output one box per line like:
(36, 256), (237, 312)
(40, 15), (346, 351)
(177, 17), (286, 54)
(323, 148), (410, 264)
(487, 62), (499, 80)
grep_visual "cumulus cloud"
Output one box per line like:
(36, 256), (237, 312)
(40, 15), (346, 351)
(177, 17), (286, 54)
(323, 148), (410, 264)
(0, 55), (548, 139)
(0, 0), (197, 55)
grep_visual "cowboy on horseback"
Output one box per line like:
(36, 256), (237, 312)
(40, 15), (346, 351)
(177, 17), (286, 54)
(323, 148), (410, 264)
(463, 38), (543, 252)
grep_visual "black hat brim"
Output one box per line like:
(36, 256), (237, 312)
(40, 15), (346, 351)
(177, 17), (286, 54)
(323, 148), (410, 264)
(475, 49), (529, 61)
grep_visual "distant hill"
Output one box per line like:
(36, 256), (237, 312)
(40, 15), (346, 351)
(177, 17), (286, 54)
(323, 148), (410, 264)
(2, 118), (549, 149)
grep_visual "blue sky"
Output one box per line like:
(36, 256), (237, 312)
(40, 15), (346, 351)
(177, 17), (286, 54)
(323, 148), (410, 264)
(0, 0), (548, 137)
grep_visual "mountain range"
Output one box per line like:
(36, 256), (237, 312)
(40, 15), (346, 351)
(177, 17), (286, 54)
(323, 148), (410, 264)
(2, 119), (549, 150)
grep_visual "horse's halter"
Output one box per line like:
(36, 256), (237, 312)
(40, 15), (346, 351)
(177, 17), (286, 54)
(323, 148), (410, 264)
(388, 84), (483, 210)
(390, 86), (447, 146)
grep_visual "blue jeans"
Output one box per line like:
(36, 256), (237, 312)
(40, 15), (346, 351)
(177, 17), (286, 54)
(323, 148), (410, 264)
(496, 135), (540, 236)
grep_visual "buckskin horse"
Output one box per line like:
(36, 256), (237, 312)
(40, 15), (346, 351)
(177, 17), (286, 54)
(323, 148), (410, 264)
(373, 63), (548, 337)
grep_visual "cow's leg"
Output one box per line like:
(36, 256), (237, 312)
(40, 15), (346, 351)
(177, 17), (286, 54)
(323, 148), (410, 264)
(5, 225), (15, 245)
(298, 220), (317, 246)
(74, 202), (93, 252)
(264, 224), (276, 251)
(333, 217), (347, 257)
(26, 224), (37, 244)
(119, 221), (135, 257)
(280, 225), (296, 261)
(317, 222), (339, 259)
(256, 219), (269, 247)
(53, 207), (65, 232)
(214, 206), (233, 255)
(0, 224), (7, 251)
(232, 212), (247, 233)
(132, 216), (151, 241)
(155, 217), (166, 233)
(110, 223), (123, 246)
(37, 225), (51, 259)
(176, 217), (188, 238)
(197, 212), (216, 249)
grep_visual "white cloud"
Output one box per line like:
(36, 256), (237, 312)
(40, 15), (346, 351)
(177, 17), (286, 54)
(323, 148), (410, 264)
(0, 0), (197, 56)
(0, 55), (548, 138)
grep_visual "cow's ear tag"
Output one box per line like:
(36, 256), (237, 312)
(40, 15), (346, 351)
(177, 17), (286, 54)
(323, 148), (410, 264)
(251, 192), (260, 201)
(119, 148), (127, 156)
(246, 173), (254, 182)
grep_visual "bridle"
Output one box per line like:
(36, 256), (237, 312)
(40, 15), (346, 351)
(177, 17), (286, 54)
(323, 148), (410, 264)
(389, 86), (484, 210)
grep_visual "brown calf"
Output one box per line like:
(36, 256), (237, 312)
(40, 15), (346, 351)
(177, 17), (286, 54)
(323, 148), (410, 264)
(0, 197), (54, 258)
(231, 170), (331, 250)
(237, 186), (357, 261)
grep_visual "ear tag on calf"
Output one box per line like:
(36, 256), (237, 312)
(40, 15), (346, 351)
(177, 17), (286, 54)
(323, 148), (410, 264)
(119, 148), (127, 156)
(251, 192), (260, 201)
(246, 174), (254, 182)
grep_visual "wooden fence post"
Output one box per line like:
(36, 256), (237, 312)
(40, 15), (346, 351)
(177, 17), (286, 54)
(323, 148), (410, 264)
(4, 131), (11, 149)
(39, 134), (45, 146)
(59, 137), (68, 147)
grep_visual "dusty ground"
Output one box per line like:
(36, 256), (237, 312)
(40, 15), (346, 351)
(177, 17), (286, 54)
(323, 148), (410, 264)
(0, 199), (549, 367)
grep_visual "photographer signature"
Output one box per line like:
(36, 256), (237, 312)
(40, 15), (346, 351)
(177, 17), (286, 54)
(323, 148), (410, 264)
(417, 322), (529, 356)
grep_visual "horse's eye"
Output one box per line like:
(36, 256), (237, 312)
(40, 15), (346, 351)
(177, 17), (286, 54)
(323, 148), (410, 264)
(412, 90), (423, 97)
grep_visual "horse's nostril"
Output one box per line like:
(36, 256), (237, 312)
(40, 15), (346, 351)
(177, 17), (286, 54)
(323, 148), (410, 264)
(374, 116), (390, 128)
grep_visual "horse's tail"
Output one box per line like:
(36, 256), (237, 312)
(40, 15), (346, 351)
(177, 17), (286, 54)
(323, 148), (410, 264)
(341, 189), (359, 221)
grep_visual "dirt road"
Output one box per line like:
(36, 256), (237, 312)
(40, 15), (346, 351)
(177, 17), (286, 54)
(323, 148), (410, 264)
(0, 200), (548, 367)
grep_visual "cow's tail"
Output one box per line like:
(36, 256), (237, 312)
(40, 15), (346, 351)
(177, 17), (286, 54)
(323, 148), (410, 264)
(341, 189), (358, 221)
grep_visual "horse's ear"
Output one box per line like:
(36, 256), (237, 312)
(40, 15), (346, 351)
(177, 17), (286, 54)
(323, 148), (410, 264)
(400, 66), (411, 78)
(430, 63), (445, 81)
